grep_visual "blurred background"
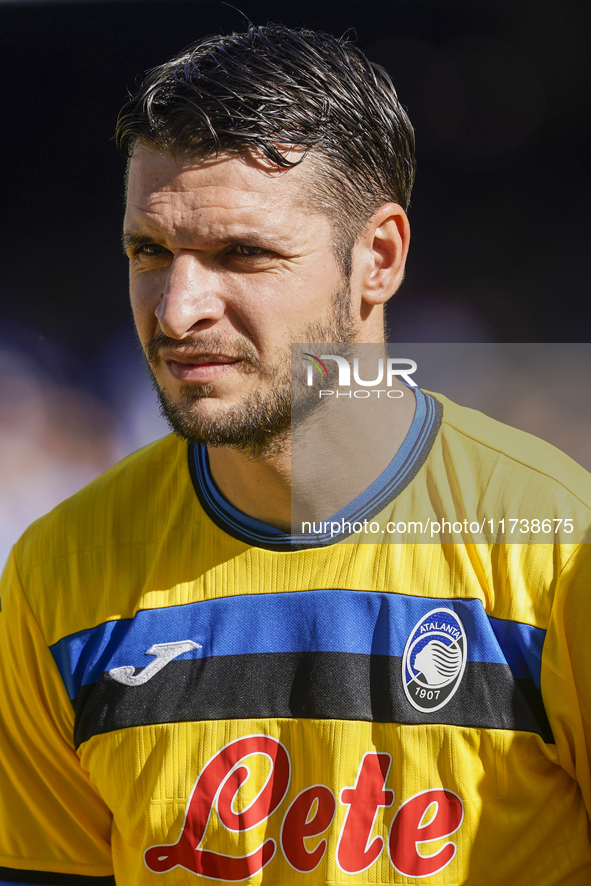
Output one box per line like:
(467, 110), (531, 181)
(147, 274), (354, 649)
(1, 0), (590, 564)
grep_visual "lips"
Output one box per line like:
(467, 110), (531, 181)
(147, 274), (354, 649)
(160, 351), (242, 383)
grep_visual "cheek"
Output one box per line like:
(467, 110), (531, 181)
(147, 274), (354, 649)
(251, 271), (337, 321)
(129, 275), (162, 343)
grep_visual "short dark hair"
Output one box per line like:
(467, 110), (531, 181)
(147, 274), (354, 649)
(116, 24), (415, 276)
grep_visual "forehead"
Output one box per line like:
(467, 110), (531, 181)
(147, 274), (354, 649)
(124, 146), (322, 244)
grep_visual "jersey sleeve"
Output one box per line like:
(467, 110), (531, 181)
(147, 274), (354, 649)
(543, 541), (591, 817)
(0, 550), (114, 885)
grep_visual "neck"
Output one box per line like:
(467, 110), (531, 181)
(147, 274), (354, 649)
(206, 384), (417, 534)
(208, 443), (293, 532)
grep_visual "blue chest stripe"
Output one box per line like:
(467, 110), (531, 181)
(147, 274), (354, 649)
(50, 590), (546, 701)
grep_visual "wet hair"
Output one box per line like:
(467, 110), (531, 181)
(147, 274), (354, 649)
(116, 24), (415, 276)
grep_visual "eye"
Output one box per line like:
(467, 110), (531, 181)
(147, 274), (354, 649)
(230, 244), (268, 258)
(134, 243), (169, 257)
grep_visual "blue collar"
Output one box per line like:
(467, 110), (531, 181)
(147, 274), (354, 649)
(189, 389), (442, 551)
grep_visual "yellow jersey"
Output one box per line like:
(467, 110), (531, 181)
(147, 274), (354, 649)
(1, 390), (591, 885)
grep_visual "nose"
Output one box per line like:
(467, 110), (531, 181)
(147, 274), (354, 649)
(155, 252), (224, 339)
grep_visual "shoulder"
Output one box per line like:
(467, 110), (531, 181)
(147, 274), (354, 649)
(9, 433), (202, 642)
(14, 433), (188, 569)
(421, 392), (591, 623)
(430, 391), (591, 511)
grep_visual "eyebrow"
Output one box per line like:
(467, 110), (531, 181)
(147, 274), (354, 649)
(122, 229), (293, 256)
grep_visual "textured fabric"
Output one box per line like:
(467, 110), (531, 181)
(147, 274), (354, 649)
(1, 393), (591, 885)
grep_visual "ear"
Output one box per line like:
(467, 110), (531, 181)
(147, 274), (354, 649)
(354, 203), (411, 307)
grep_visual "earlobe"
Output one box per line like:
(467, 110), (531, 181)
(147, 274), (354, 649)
(361, 203), (411, 307)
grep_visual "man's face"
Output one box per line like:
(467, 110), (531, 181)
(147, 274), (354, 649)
(124, 146), (359, 452)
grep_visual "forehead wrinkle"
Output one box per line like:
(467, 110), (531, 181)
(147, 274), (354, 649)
(128, 181), (292, 224)
(125, 194), (309, 251)
(129, 143), (320, 199)
(129, 152), (314, 218)
(135, 184), (292, 220)
(125, 150), (334, 254)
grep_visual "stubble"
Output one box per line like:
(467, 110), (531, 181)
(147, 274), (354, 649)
(144, 280), (357, 457)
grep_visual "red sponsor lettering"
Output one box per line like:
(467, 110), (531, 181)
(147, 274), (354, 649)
(144, 734), (290, 880)
(337, 752), (394, 874)
(281, 785), (336, 872)
(388, 788), (464, 877)
(144, 735), (464, 880)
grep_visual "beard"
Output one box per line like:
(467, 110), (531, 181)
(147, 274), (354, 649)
(144, 279), (357, 457)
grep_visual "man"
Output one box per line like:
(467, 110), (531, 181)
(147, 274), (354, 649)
(1, 24), (591, 886)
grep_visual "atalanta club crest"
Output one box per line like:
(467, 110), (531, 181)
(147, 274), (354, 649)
(402, 608), (467, 713)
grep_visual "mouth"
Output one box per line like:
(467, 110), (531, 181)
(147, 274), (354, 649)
(159, 350), (243, 383)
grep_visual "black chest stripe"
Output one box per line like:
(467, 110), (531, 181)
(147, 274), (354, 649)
(50, 590), (552, 748)
(73, 651), (553, 748)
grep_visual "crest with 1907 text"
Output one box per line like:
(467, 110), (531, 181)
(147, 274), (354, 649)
(402, 608), (467, 713)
